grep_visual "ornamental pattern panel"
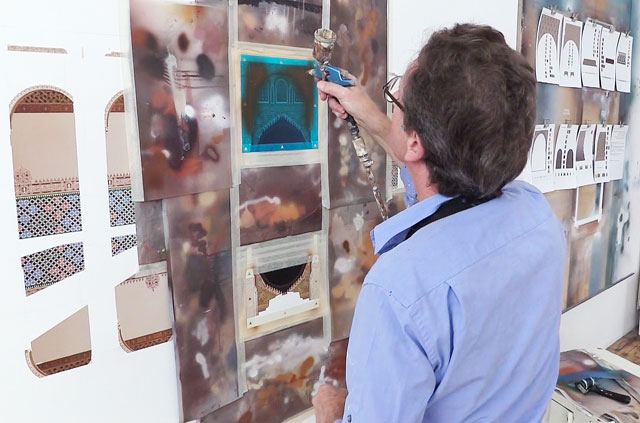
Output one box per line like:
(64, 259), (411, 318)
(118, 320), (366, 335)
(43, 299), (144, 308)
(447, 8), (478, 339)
(112, 234), (137, 256)
(21, 242), (85, 295)
(16, 192), (82, 239)
(109, 187), (135, 227)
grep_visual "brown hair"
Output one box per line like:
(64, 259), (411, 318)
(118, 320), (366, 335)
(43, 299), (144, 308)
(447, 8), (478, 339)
(402, 24), (537, 200)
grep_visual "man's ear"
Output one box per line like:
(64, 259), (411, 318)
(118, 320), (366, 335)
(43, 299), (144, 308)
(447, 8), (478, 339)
(403, 131), (425, 163)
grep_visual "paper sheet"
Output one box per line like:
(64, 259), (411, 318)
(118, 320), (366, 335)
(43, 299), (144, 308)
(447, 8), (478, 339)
(559, 18), (583, 88)
(594, 125), (612, 183)
(581, 21), (603, 88)
(575, 124), (596, 187)
(536, 8), (563, 84)
(529, 124), (556, 193)
(600, 29), (621, 91)
(609, 125), (629, 181)
(554, 124), (579, 190)
(616, 34), (633, 93)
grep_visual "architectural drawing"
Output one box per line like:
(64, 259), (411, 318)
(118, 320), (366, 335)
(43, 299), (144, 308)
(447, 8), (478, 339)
(553, 124), (579, 190)
(559, 18), (582, 88)
(600, 29), (620, 91)
(535, 8), (562, 84)
(594, 124), (611, 183)
(582, 21), (603, 88)
(528, 124), (555, 193)
(576, 124), (596, 187)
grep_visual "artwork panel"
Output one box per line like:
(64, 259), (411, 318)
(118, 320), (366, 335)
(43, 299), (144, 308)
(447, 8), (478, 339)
(129, 0), (232, 200)
(11, 112), (83, 239)
(135, 200), (167, 266)
(236, 233), (327, 341)
(111, 234), (138, 257)
(238, 0), (322, 48)
(535, 8), (562, 84)
(240, 54), (318, 153)
(327, 0), (387, 207)
(239, 164), (322, 245)
(328, 202), (382, 341)
(22, 242), (85, 296)
(164, 190), (237, 419)
(109, 186), (136, 227)
(202, 319), (350, 423)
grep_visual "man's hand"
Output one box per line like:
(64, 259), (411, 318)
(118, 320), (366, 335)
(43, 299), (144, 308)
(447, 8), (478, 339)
(312, 384), (348, 423)
(317, 80), (386, 132)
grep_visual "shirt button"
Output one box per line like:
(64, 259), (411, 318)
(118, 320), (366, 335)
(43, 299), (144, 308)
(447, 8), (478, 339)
(347, 415), (352, 422)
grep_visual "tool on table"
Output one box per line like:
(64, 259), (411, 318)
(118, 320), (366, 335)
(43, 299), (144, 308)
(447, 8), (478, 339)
(311, 28), (388, 221)
(576, 377), (632, 404)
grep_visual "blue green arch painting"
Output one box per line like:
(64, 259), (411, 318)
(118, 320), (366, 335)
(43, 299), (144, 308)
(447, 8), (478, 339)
(240, 55), (318, 153)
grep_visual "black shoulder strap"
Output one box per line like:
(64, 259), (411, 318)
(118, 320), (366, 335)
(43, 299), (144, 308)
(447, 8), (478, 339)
(405, 195), (494, 240)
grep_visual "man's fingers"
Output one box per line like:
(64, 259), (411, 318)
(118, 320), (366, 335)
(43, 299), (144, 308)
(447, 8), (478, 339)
(328, 98), (345, 113)
(317, 80), (349, 100)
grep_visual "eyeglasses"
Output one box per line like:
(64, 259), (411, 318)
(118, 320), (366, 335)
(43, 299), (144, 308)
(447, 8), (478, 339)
(382, 75), (404, 112)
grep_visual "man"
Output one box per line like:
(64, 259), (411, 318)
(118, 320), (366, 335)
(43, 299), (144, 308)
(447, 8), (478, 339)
(312, 24), (566, 423)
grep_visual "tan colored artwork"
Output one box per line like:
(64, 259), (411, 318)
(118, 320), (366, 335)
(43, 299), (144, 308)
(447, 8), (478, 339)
(11, 87), (82, 239)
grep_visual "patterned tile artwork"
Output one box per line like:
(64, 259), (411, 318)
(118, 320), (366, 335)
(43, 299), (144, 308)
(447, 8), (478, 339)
(22, 242), (85, 295)
(109, 187), (136, 227)
(16, 192), (82, 239)
(112, 234), (137, 256)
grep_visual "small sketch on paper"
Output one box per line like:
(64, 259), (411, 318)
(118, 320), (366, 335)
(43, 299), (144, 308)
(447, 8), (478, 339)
(575, 125), (596, 187)
(600, 29), (620, 91)
(616, 34), (633, 93)
(581, 21), (603, 88)
(593, 125), (611, 183)
(554, 125), (579, 190)
(536, 8), (563, 84)
(528, 124), (555, 193)
(559, 19), (583, 88)
(609, 125), (629, 181)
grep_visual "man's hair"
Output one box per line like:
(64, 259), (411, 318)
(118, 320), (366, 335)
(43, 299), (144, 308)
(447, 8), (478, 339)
(402, 24), (537, 200)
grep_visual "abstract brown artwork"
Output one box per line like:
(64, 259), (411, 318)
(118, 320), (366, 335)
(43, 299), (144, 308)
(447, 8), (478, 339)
(239, 164), (322, 245)
(135, 200), (166, 266)
(327, 0), (388, 207)
(328, 202), (382, 341)
(201, 319), (351, 423)
(238, 0), (322, 48)
(164, 190), (237, 420)
(129, 0), (231, 201)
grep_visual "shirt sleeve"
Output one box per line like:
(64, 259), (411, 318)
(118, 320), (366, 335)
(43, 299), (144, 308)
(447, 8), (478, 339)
(343, 283), (436, 423)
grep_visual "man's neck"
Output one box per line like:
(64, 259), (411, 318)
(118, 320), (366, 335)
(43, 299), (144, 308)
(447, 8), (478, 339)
(406, 161), (439, 202)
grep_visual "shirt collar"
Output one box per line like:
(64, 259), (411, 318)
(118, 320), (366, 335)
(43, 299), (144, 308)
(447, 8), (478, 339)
(372, 192), (453, 255)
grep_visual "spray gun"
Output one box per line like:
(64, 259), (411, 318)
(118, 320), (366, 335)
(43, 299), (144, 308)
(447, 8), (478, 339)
(311, 28), (389, 221)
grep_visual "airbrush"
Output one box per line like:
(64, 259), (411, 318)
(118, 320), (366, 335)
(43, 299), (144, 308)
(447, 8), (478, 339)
(311, 28), (388, 221)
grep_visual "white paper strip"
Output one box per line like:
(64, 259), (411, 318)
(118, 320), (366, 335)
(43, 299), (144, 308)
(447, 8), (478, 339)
(609, 125), (629, 180)
(536, 8), (563, 84)
(554, 124), (579, 190)
(576, 124), (596, 187)
(616, 34), (633, 93)
(594, 124), (612, 183)
(581, 21), (602, 88)
(600, 29), (620, 91)
(559, 18), (583, 88)
(529, 124), (556, 193)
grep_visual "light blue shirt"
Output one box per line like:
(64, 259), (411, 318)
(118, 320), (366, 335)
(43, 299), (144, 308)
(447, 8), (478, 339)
(341, 172), (566, 423)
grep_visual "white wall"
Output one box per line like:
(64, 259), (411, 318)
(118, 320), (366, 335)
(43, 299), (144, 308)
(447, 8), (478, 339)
(389, 0), (521, 75)
(0, 0), (180, 421)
